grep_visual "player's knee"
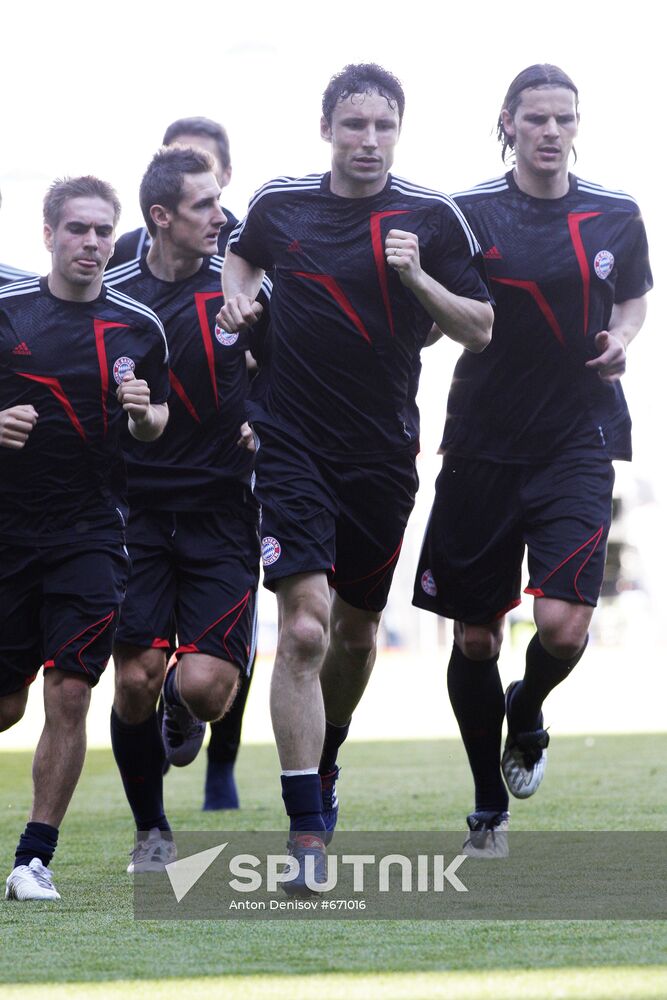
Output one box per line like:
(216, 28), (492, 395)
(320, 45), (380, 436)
(113, 647), (164, 716)
(538, 626), (588, 661)
(180, 658), (239, 721)
(280, 612), (329, 666)
(456, 623), (503, 661)
(0, 691), (28, 731)
(331, 615), (379, 664)
(43, 672), (91, 728)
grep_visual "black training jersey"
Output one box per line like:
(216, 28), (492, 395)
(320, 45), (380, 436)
(0, 275), (169, 543)
(0, 263), (35, 286)
(109, 209), (238, 269)
(105, 254), (271, 509)
(228, 172), (490, 460)
(442, 171), (653, 463)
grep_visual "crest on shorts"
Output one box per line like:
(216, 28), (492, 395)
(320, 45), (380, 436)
(421, 569), (437, 597)
(593, 250), (614, 280)
(112, 356), (136, 384)
(261, 536), (282, 567)
(215, 324), (239, 346)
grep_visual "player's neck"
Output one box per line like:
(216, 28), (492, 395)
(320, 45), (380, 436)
(146, 241), (203, 282)
(329, 169), (389, 199)
(47, 272), (103, 302)
(512, 165), (570, 200)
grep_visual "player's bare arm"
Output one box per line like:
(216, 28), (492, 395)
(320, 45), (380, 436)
(218, 252), (265, 332)
(585, 295), (648, 384)
(385, 228), (493, 353)
(0, 404), (38, 449)
(116, 374), (169, 441)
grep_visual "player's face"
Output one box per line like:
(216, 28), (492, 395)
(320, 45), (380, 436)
(321, 90), (401, 198)
(169, 172), (226, 257)
(44, 196), (116, 300)
(502, 87), (579, 183)
(171, 133), (231, 189)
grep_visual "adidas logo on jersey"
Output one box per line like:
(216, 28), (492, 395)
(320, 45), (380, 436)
(286, 239), (302, 253)
(483, 246), (502, 260)
(12, 342), (32, 356)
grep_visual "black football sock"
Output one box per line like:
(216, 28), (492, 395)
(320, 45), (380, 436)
(110, 708), (170, 833)
(14, 821), (59, 868)
(280, 773), (325, 834)
(508, 632), (588, 734)
(163, 664), (184, 708)
(319, 720), (350, 775)
(447, 642), (508, 814)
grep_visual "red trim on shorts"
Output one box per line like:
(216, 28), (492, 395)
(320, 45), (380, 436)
(47, 611), (116, 675)
(150, 637), (171, 649)
(524, 587), (545, 598)
(333, 540), (404, 611)
(528, 525), (605, 604)
(175, 643), (200, 656)
(492, 597), (522, 619)
(334, 539), (403, 587)
(175, 590), (251, 667)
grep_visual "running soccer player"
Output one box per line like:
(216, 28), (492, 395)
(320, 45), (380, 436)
(413, 64), (652, 856)
(106, 145), (267, 873)
(112, 116), (236, 267)
(1, 176), (169, 901)
(111, 117), (250, 811)
(217, 63), (493, 890)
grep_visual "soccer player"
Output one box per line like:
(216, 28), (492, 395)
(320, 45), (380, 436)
(112, 116), (236, 266)
(217, 63), (493, 889)
(413, 64), (653, 855)
(106, 145), (266, 872)
(111, 116), (250, 811)
(1, 176), (169, 901)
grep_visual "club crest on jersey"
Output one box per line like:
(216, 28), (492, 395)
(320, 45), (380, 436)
(261, 536), (281, 567)
(594, 250), (615, 280)
(215, 324), (239, 346)
(112, 356), (136, 384)
(421, 569), (437, 597)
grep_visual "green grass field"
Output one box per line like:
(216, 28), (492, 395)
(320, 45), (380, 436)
(1, 735), (666, 998)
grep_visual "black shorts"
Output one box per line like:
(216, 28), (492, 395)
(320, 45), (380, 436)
(0, 540), (129, 697)
(253, 425), (418, 613)
(413, 452), (615, 624)
(115, 508), (260, 673)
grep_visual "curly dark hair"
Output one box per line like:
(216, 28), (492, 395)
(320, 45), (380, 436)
(322, 63), (405, 125)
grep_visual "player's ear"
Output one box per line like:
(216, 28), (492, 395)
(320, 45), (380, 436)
(219, 163), (232, 188)
(320, 116), (332, 143)
(500, 108), (515, 139)
(43, 224), (54, 253)
(150, 204), (171, 231)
